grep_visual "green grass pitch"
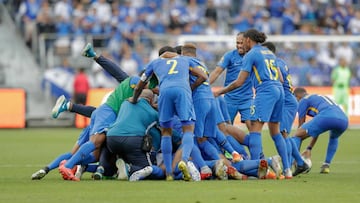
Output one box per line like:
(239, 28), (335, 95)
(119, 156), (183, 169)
(0, 128), (359, 203)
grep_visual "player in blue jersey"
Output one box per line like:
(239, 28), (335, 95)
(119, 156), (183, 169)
(31, 126), (97, 180)
(131, 46), (208, 181)
(292, 87), (348, 175)
(180, 44), (243, 163)
(214, 28), (292, 179)
(105, 89), (160, 180)
(262, 42), (309, 177)
(57, 44), (142, 181)
(209, 32), (253, 129)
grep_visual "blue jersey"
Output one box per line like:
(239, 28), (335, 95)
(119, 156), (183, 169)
(278, 58), (297, 132)
(298, 94), (344, 119)
(217, 49), (253, 104)
(188, 57), (213, 101)
(144, 56), (193, 91)
(277, 58), (293, 94)
(107, 99), (159, 136)
(242, 45), (282, 90)
(298, 94), (348, 138)
(144, 55), (196, 125)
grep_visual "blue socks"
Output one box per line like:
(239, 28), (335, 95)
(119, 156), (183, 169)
(161, 136), (173, 175)
(65, 141), (96, 169)
(181, 132), (194, 162)
(232, 160), (259, 177)
(149, 165), (165, 180)
(243, 134), (250, 146)
(191, 144), (207, 168)
(226, 135), (249, 159)
(285, 137), (293, 165)
(249, 132), (262, 160)
(198, 140), (220, 160)
(272, 133), (290, 169)
(215, 129), (235, 153)
(205, 160), (216, 169)
(325, 137), (338, 164)
(289, 137), (304, 166)
(86, 164), (98, 173)
(48, 152), (72, 170)
(79, 153), (96, 165)
(292, 136), (302, 150)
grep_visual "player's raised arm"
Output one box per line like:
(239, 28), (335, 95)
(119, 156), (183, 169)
(131, 71), (151, 103)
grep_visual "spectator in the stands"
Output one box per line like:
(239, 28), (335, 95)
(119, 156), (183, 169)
(254, 10), (277, 34)
(298, 42), (317, 61)
(204, 0), (217, 22)
(148, 10), (167, 34)
(54, 0), (72, 23)
(90, 0), (111, 25)
(304, 57), (324, 86)
(36, 0), (56, 34)
(120, 47), (139, 77)
(298, 0), (316, 22)
(335, 42), (354, 65)
(17, 0), (42, 47)
(168, 9), (186, 35)
(229, 10), (254, 34)
(281, 6), (301, 34)
(118, 0), (137, 21)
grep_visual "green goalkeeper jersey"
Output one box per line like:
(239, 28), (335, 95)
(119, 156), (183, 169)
(105, 76), (158, 114)
(331, 66), (351, 89)
(105, 77), (136, 114)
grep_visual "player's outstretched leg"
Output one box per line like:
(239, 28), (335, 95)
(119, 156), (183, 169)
(52, 95), (69, 119)
(129, 166), (153, 181)
(82, 43), (96, 58)
(31, 168), (48, 180)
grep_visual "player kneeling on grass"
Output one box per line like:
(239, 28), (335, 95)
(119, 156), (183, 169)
(291, 87), (348, 174)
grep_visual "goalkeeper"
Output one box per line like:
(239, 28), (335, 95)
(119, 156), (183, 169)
(331, 57), (351, 114)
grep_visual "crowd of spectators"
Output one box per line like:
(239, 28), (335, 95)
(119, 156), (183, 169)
(5, 0), (360, 88)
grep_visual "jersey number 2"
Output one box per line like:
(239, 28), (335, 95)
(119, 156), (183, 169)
(167, 60), (178, 74)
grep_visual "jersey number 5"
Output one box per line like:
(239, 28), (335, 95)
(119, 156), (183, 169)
(167, 60), (178, 74)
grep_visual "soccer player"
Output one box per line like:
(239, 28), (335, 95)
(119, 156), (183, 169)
(58, 46), (142, 181)
(209, 32), (253, 129)
(131, 46), (208, 181)
(180, 43), (242, 163)
(105, 89), (160, 179)
(31, 126), (96, 180)
(262, 41), (309, 177)
(214, 28), (292, 178)
(51, 43), (130, 119)
(331, 57), (351, 114)
(292, 87), (348, 174)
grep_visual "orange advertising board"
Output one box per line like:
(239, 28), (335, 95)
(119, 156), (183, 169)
(75, 88), (113, 128)
(0, 89), (26, 128)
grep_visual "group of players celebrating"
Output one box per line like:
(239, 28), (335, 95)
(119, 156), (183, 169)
(31, 28), (348, 182)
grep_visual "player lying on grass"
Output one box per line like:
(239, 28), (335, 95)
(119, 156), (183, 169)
(31, 126), (98, 180)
